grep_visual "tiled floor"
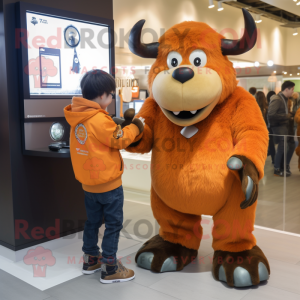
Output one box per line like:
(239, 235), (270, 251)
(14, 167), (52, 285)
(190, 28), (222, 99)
(1, 198), (300, 300)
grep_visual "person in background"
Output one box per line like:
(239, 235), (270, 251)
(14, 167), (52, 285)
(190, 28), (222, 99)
(249, 87), (257, 97)
(295, 107), (300, 171)
(266, 91), (276, 164)
(256, 91), (268, 124)
(268, 81), (296, 177)
(289, 92), (300, 137)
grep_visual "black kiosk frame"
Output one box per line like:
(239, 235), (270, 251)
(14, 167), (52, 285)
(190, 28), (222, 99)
(16, 1), (115, 158)
(0, 0), (114, 253)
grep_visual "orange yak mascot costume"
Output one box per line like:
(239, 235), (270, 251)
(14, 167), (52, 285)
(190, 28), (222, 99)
(122, 9), (270, 287)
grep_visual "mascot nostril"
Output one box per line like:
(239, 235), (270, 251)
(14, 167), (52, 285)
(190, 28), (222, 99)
(172, 67), (194, 84)
(125, 8), (271, 288)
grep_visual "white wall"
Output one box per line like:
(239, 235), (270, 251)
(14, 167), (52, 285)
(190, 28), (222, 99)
(285, 33), (300, 66)
(237, 75), (283, 95)
(113, 0), (293, 66)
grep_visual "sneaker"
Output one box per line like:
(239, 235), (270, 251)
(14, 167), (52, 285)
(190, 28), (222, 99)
(274, 168), (291, 177)
(82, 253), (102, 274)
(286, 166), (292, 176)
(274, 168), (284, 177)
(100, 260), (135, 284)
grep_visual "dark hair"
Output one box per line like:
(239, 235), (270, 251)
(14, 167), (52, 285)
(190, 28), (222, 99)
(80, 69), (116, 100)
(255, 91), (268, 119)
(281, 81), (295, 92)
(249, 87), (257, 95)
(266, 91), (276, 104)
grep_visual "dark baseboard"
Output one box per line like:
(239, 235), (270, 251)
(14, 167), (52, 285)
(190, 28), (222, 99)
(0, 226), (85, 251)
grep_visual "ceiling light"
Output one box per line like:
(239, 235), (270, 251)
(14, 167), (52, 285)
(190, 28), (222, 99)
(273, 71), (276, 73)
(209, 0), (215, 8)
(255, 14), (262, 23)
(267, 60), (274, 66)
(290, 74), (293, 76)
(294, 0), (297, 2)
(254, 61), (260, 67)
(298, 73), (300, 75)
(284, 72), (287, 74)
(297, 2), (300, 5)
(218, 2), (223, 11)
(293, 28), (298, 36)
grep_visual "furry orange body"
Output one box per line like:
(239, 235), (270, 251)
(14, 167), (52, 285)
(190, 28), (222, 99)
(126, 18), (268, 254)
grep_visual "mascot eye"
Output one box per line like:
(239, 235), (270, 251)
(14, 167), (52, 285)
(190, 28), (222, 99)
(167, 51), (182, 69)
(189, 50), (207, 67)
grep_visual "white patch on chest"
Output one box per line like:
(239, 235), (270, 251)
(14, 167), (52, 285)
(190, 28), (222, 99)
(180, 125), (199, 139)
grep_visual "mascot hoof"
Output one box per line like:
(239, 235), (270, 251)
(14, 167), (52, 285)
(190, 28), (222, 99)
(212, 245), (270, 287)
(217, 262), (269, 287)
(135, 235), (197, 273)
(137, 251), (177, 272)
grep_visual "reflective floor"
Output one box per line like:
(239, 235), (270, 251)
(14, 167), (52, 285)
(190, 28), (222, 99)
(257, 150), (300, 234)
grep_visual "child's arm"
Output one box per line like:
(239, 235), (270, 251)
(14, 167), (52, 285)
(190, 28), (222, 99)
(91, 114), (143, 150)
(125, 98), (157, 154)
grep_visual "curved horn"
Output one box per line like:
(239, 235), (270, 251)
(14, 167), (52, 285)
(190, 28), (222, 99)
(221, 8), (257, 56)
(128, 20), (159, 58)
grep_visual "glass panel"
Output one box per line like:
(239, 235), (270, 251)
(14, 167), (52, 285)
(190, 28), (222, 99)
(284, 132), (300, 234)
(256, 133), (284, 231)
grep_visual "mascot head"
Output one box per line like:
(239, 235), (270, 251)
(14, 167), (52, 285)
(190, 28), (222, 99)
(129, 9), (257, 127)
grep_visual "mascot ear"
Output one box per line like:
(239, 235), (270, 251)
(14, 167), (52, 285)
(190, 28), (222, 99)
(221, 8), (257, 56)
(129, 19), (159, 58)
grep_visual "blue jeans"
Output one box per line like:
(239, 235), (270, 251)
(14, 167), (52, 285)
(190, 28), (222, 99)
(271, 126), (296, 170)
(82, 185), (124, 265)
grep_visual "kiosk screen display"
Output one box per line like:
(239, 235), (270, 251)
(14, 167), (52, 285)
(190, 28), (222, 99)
(26, 12), (111, 96)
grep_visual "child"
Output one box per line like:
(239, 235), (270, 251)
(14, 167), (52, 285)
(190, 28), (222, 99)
(64, 69), (144, 283)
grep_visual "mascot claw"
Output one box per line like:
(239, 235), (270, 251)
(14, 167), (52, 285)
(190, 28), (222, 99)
(137, 251), (177, 273)
(227, 155), (258, 209)
(217, 262), (269, 287)
(227, 157), (254, 201)
(135, 235), (197, 273)
(227, 157), (243, 170)
(213, 246), (270, 287)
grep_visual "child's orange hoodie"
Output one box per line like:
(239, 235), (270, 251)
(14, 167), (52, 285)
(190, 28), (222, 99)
(64, 97), (140, 193)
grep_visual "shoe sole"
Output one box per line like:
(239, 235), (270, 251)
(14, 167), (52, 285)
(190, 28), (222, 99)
(274, 174), (291, 177)
(100, 275), (135, 284)
(82, 267), (101, 275)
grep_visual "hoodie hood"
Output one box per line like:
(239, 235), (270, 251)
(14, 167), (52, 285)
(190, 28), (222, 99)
(64, 97), (109, 127)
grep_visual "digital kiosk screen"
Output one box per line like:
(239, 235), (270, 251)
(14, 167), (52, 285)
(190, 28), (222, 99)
(26, 12), (111, 96)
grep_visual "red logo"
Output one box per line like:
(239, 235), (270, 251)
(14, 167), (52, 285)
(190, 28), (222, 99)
(23, 246), (56, 277)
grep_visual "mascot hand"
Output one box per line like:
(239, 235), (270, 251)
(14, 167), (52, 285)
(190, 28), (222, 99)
(113, 108), (144, 133)
(113, 108), (145, 147)
(112, 108), (135, 128)
(227, 155), (259, 209)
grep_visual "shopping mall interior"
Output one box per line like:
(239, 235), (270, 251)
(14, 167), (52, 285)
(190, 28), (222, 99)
(1, 0), (300, 299)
